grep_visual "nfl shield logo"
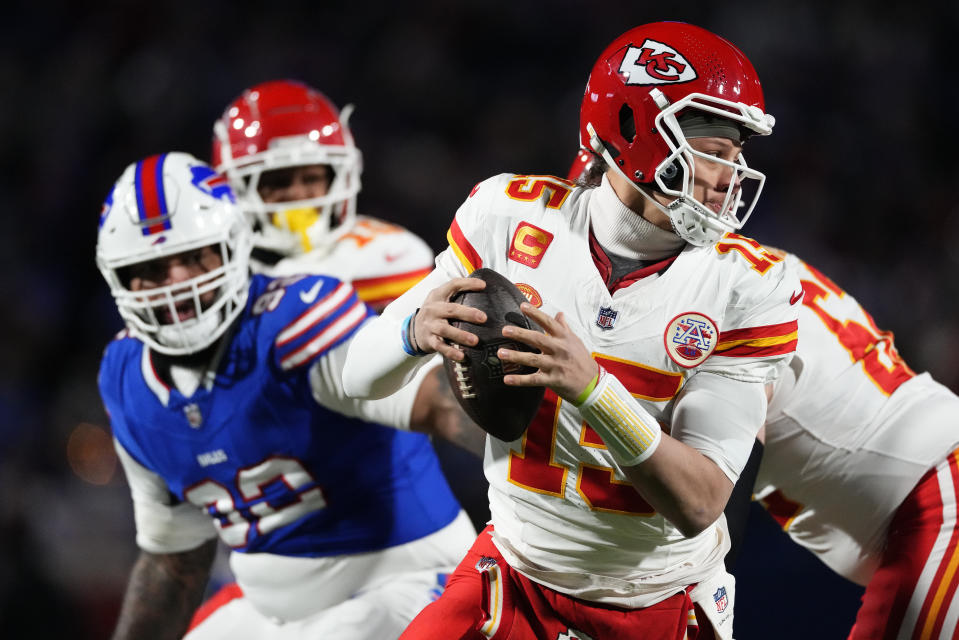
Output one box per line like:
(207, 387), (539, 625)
(184, 403), (203, 429)
(596, 306), (618, 330)
(713, 586), (729, 613)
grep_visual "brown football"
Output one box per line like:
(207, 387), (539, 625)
(443, 268), (545, 441)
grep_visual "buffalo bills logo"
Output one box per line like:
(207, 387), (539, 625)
(713, 586), (729, 613)
(664, 311), (718, 368)
(617, 39), (698, 86)
(190, 165), (236, 203)
(99, 186), (115, 229)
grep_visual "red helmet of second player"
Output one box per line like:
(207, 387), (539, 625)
(212, 79), (362, 254)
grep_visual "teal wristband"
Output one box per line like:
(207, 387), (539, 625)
(400, 311), (428, 357)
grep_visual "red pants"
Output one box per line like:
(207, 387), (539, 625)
(400, 527), (699, 640)
(850, 450), (959, 639)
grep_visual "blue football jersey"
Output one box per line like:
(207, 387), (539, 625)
(99, 273), (461, 557)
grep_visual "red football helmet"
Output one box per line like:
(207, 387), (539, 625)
(212, 79), (362, 255)
(567, 148), (601, 186)
(580, 22), (775, 246)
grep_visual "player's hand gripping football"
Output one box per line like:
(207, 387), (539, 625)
(411, 278), (487, 360)
(498, 303), (600, 403)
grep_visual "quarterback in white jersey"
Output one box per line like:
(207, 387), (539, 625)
(212, 79), (434, 312)
(756, 251), (959, 638)
(438, 171), (798, 595)
(344, 22), (801, 639)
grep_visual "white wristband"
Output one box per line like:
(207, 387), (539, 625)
(577, 369), (662, 467)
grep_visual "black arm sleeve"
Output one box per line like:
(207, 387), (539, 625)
(724, 437), (764, 571)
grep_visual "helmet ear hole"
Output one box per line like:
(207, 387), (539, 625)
(618, 104), (636, 143)
(660, 161), (682, 190)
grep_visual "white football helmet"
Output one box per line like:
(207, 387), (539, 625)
(96, 152), (252, 355)
(212, 79), (362, 256)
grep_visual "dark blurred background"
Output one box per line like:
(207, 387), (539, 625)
(3, 0), (957, 637)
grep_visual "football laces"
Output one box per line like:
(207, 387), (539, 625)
(450, 344), (476, 399)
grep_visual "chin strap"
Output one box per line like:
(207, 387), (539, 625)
(586, 122), (696, 243)
(587, 123), (671, 210)
(586, 122), (728, 247)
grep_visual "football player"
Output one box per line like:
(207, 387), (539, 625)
(755, 250), (959, 637)
(571, 147), (959, 638)
(573, 133), (959, 637)
(342, 22), (801, 639)
(212, 79), (435, 312)
(96, 152), (478, 640)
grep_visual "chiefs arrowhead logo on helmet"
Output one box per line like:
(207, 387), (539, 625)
(616, 39), (698, 86)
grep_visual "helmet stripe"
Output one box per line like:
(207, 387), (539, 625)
(134, 153), (172, 235)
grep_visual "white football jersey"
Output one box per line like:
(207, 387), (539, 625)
(438, 174), (801, 606)
(252, 215), (435, 310)
(756, 252), (959, 585)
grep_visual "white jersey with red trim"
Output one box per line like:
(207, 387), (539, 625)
(440, 173), (801, 606)
(254, 215), (434, 310)
(756, 252), (959, 585)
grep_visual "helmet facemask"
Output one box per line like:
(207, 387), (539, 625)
(96, 152), (253, 356)
(103, 233), (251, 356)
(213, 99), (363, 257)
(652, 92), (772, 245)
(590, 90), (774, 247)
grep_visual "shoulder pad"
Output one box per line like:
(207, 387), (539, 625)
(252, 274), (372, 372)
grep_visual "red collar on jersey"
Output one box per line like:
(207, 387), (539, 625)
(588, 230), (679, 294)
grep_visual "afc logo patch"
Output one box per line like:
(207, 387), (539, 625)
(664, 311), (717, 368)
(616, 39), (698, 86)
(508, 222), (554, 268)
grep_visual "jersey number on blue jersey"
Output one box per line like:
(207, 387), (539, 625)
(185, 456), (326, 548)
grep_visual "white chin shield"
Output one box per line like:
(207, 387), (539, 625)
(154, 312), (225, 353)
(664, 198), (736, 247)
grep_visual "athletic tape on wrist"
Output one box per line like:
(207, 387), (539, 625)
(577, 369), (662, 466)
